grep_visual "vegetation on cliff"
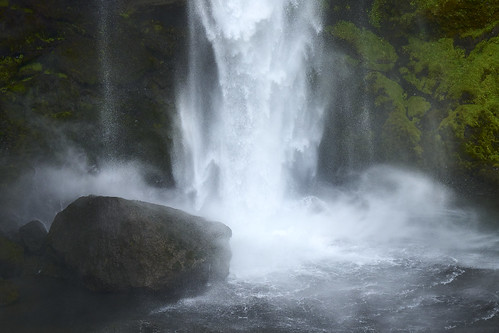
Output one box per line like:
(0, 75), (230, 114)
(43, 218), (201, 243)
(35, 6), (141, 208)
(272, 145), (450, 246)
(0, 1), (186, 192)
(325, 0), (499, 194)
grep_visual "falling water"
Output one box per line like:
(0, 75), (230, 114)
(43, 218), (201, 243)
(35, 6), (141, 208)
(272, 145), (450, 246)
(176, 1), (325, 214)
(98, 0), (119, 157)
(174, 0), (331, 275)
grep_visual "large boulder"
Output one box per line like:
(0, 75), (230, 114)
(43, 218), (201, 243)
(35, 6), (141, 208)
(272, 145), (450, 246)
(46, 196), (231, 294)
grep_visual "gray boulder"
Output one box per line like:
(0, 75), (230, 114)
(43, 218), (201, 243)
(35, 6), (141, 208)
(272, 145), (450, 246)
(46, 196), (231, 293)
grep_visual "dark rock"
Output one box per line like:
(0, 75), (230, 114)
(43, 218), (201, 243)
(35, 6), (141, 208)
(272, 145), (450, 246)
(0, 278), (19, 307)
(19, 220), (47, 254)
(0, 235), (24, 279)
(46, 196), (231, 294)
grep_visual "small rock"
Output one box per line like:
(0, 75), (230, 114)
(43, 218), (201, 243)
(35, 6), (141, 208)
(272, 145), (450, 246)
(19, 220), (47, 254)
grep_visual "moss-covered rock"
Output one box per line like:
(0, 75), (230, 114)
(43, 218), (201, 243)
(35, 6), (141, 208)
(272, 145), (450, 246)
(367, 72), (427, 162)
(328, 20), (398, 72)
(322, 0), (499, 193)
(402, 36), (499, 185)
(412, 0), (499, 38)
(369, 0), (499, 38)
(402, 37), (466, 100)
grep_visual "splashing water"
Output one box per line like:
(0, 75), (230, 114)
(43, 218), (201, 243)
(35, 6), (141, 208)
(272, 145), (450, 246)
(173, 0), (499, 281)
(175, 0), (333, 275)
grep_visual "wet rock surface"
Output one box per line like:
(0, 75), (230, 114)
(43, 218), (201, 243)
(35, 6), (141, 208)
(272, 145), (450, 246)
(46, 195), (232, 293)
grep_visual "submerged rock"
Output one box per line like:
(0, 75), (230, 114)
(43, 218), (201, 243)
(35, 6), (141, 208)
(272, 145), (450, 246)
(46, 196), (231, 294)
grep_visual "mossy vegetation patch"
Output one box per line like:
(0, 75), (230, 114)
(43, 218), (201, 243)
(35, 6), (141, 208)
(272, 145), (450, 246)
(367, 72), (427, 161)
(369, 0), (499, 38)
(328, 21), (398, 72)
(322, 0), (499, 191)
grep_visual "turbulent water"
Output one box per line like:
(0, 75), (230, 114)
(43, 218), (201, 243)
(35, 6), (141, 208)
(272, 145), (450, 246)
(167, 1), (499, 332)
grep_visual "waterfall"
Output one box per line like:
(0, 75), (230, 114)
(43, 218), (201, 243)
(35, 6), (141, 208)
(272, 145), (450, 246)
(98, 0), (118, 158)
(175, 0), (325, 217)
(172, 1), (495, 280)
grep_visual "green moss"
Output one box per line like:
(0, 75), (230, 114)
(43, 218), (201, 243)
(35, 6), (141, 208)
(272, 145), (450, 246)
(34, 32), (61, 44)
(153, 23), (163, 33)
(369, 0), (386, 28)
(367, 72), (427, 160)
(366, 30), (497, 172)
(9, 82), (26, 93)
(329, 21), (398, 72)
(50, 111), (73, 120)
(403, 38), (466, 99)
(462, 21), (499, 39)
(412, 0), (499, 37)
(0, 55), (23, 85)
(383, 110), (423, 158)
(404, 35), (498, 175)
(43, 69), (68, 79)
(0, 0), (8, 7)
(368, 71), (406, 108)
(367, 0), (499, 38)
(440, 101), (499, 166)
(407, 96), (431, 121)
(19, 62), (43, 74)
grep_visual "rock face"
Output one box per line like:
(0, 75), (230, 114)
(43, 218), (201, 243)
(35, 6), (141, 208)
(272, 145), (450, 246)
(46, 196), (231, 293)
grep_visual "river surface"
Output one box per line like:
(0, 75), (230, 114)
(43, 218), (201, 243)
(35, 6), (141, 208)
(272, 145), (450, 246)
(4, 244), (498, 332)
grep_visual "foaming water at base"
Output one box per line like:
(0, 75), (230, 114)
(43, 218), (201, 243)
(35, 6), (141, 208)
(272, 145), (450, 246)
(12, 161), (497, 276)
(193, 166), (499, 279)
(147, 169), (499, 331)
